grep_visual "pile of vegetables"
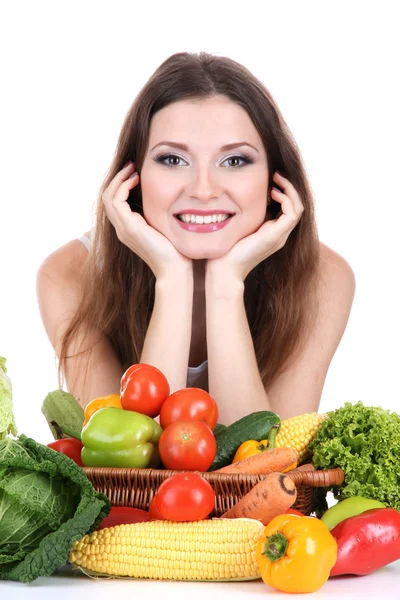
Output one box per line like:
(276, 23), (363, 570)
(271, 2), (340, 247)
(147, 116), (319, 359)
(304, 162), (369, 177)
(2, 353), (400, 591)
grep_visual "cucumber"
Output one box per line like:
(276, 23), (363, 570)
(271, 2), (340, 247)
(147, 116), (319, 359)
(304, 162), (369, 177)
(208, 411), (280, 471)
(41, 389), (84, 440)
(213, 423), (228, 437)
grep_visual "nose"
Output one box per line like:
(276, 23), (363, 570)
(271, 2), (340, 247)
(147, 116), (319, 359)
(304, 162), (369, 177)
(186, 165), (222, 203)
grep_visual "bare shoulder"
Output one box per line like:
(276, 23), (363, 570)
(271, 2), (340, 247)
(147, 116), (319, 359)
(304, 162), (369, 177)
(318, 242), (356, 306)
(36, 232), (91, 346)
(37, 231), (91, 282)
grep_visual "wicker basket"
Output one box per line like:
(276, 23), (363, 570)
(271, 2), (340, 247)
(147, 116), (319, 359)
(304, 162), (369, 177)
(83, 464), (344, 517)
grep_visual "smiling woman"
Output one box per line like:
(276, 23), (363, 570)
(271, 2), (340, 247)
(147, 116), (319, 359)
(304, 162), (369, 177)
(140, 96), (270, 261)
(35, 51), (355, 423)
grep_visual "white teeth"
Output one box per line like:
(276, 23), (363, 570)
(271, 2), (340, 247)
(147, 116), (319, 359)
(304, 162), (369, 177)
(178, 214), (231, 224)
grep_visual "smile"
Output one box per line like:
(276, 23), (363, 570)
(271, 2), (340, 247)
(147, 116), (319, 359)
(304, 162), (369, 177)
(173, 213), (234, 233)
(177, 213), (232, 224)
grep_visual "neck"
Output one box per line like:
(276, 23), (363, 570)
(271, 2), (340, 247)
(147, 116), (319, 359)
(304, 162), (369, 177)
(193, 259), (207, 296)
(190, 259), (207, 366)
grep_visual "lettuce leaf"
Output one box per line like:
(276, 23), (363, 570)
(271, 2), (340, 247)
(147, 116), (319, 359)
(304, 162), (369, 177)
(0, 434), (111, 583)
(309, 401), (400, 512)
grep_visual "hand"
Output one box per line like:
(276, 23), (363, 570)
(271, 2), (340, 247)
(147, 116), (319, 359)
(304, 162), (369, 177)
(206, 172), (304, 282)
(102, 162), (192, 280)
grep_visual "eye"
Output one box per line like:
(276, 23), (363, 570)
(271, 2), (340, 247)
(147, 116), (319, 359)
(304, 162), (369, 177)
(222, 155), (254, 168)
(153, 153), (254, 168)
(153, 153), (188, 167)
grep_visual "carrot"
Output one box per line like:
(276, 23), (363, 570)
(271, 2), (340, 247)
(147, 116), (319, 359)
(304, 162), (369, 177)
(214, 447), (299, 475)
(221, 471), (297, 524)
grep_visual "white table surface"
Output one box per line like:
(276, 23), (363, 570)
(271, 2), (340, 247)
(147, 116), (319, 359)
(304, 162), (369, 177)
(2, 560), (399, 599)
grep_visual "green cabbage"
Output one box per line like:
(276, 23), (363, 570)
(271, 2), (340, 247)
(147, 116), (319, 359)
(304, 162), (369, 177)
(0, 357), (17, 440)
(309, 401), (400, 512)
(0, 435), (111, 583)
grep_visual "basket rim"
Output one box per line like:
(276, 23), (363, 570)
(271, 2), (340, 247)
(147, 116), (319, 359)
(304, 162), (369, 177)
(82, 463), (345, 487)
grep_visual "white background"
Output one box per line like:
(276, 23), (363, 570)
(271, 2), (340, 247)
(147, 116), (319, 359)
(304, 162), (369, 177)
(1, 0), (399, 445)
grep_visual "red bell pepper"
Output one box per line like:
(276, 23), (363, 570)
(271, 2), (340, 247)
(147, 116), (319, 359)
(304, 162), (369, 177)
(96, 506), (151, 530)
(285, 508), (306, 517)
(330, 507), (400, 576)
(47, 437), (84, 467)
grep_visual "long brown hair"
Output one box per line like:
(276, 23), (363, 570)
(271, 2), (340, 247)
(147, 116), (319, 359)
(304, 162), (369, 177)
(58, 51), (320, 394)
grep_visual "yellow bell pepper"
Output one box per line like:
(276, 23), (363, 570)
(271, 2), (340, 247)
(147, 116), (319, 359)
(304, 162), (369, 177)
(233, 439), (297, 472)
(233, 439), (269, 462)
(256, 514), (337, 593)
(83, 394), (121, 426)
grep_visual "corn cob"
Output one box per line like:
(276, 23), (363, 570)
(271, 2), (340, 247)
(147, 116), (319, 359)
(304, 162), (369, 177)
(275, 412), (327, 464)
(69, 518), (264, 581)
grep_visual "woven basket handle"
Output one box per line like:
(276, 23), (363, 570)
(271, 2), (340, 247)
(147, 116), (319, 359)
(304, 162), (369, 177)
(287, 464), (345, 487)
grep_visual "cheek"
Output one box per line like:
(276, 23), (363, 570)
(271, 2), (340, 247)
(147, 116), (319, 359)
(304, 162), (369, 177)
(235, 173), (269, 228)
(140, 163), (183, 225)
(238, 198), (268, 235)
(140, 177), (169, 225)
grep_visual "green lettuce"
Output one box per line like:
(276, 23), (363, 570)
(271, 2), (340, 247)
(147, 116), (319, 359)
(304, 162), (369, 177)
(0, 434), (111, 583)
(309, 401), (400, 512)
(0, 357), (17, 439)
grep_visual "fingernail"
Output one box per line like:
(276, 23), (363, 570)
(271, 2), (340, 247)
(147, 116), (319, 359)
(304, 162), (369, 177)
(123, 161), (133, 168)
(129, 171), (138, 179)
(276, 170), (285, 177)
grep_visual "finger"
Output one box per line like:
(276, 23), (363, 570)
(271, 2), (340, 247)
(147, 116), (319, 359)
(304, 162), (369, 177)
(105, 161), (136, 201)
(102, 171), (139, 232)
(270, 188), (302, 231)
(107, 174), (142, 236)
(272, 172), (304, 215)
(112, 172), (139, 215)
(271, 184), (303, 219)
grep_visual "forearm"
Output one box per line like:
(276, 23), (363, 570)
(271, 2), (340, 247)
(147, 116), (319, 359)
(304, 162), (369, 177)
(205, 270), (272, 425)
(140, 269), (194, 393)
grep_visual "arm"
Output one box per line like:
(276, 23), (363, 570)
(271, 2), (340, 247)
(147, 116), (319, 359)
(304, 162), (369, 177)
(205, 270), (272, 425)
(37, 240), (194, 407)
(36, 241), (124, 409)
(100, 161), (195, 393)
(205, 244), (355, 424)
(140, 269), (194, 393)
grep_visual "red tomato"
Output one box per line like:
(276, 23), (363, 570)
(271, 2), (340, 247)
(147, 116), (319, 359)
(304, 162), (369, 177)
(154, 473), (215, 521)
(159, 420), (216, 471)
(285, 508), (306, 516)
(148, 496), (165, 520)
(159, 388), (218, 431)
(96, 506), (151, 530)
(47, 438), (84, 467)
(120, 363), (170, 418)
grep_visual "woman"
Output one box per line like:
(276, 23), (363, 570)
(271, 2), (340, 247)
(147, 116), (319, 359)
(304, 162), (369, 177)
(36, 52), (355, 425)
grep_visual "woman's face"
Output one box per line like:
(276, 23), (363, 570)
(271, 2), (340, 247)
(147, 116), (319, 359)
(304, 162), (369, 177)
(140, 95), (269, 260)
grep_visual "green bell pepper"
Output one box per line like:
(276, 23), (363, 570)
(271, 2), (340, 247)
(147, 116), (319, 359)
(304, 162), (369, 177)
(81, 407), (163, 468)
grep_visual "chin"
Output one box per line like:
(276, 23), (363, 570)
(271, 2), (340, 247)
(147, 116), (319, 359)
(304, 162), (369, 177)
(174, 240), (232, 260)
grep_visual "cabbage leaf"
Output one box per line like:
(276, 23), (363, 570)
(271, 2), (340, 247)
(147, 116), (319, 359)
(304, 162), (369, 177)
(0, 434), (111, 583)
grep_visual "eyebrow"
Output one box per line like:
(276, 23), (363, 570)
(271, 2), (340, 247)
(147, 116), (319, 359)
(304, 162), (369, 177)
(150, 141), (259, 154)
